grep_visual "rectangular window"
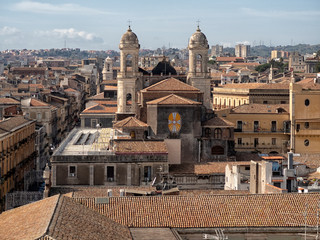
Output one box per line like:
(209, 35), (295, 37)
(237, 121), (242, 132)
(271, 121), (277, 132)
(107, 166), (114, 182)
(144, 166), (151, 182)
(68, 166), (76, 177)
(296, 124), (300, 132)
(272, 138), (277, 145)
(254, 121), (259, 132)
(254, 138), (259, 147)
(37, 112), (42, 120)
(237, 138), (242, 145)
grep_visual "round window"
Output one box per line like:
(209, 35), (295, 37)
(304, 139), (309, 146)
(305, 99), (310, 106)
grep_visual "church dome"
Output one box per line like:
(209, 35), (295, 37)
(188, 27), (209, 49)
(120, 27), (139, 45)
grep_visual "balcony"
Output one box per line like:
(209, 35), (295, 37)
(296, 129), (320, 136)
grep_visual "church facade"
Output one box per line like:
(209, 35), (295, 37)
(114, 26), (235, 163)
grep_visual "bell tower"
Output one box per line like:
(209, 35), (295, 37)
(116, 26), (141, 120)
(102, 56), (113, 81)
(187, 25), (211, 109)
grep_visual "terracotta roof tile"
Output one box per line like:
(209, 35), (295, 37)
(202, 117), (235, 127)
(0, 195), (132, 240)
(146, 94), (201, 105)
(231, 103), (289, 114)
(216, 57), (244, 62)
(297, 78), (320, 90)
(0, 97), (20, 104)
(0, 116), (33, 132)
(30, 98), (50, 106)
(220, 82), (289, 90)
(143, 78), (200, 92)
(81, 104), (117, 114)
(114, 117), (148, 128)
(114, 140), (168, 155)
(0, 195), (59, 240)
(73, 193), (320, 228)
(64, 88), (77, 92)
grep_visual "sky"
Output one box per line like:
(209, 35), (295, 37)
(0, 0), (319, 51)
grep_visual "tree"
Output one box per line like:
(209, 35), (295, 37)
(255, 63), (271, 72)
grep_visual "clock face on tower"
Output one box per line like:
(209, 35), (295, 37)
(168, 112), (181, 133)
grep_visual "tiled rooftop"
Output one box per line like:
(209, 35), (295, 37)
(297, 78), (320, 90)
(114, 116), (148, 128)
(81, 104), (117, 114)
(73, 193), (320, 228)
(0, 116), (33, 132)
(115, 140), (168, 155)
(231, 103), (289, 114)
(146, 94), (201, 105)
(142, 77), (200, 92)
(216, 57), (244, 62)
(170, 162), (237, 175)
(0, 195), (59, 240)
(0, 97), (20, 104)
(202, 117), (235, 127)
(30, 98), (50, 107)
(220, 82), (289, 90)
(0, 195), (132, 240)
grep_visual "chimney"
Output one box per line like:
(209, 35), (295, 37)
(120, 189), (125, 197)
(107, 189), (112, 197)
(43, 163), (51, 198)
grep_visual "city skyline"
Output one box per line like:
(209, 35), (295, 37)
(0, 0), (319, 51)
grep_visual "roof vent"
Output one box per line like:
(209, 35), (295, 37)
(95, 197), (109, 204)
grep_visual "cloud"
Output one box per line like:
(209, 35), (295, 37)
(38, 28), (103, 42)
(11, 1), (113, 15)
(0, 26), (21, 36)
(241, 7), (320, 18)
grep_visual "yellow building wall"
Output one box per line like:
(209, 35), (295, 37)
(0, 122), (36, 212)
(225, 113), (290, 154)
(292, 87), (320, 153)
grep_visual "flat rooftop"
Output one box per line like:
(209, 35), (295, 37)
(53, 128), (120, 156)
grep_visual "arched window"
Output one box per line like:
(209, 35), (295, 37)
(211, 146), (224, 155)
(204, 128), (211, 138)
(196, 54), (202, 73)
(214, 128), (222, 139)
(126, 54), (132, 72)
(126, 93), (132, 105)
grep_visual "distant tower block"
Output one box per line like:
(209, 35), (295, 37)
(187, 25), (211, 109)
(117, 26), (141, 117)
(102, 57), (113, 81)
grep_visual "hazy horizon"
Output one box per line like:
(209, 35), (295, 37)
(0, 0), (319, 51)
